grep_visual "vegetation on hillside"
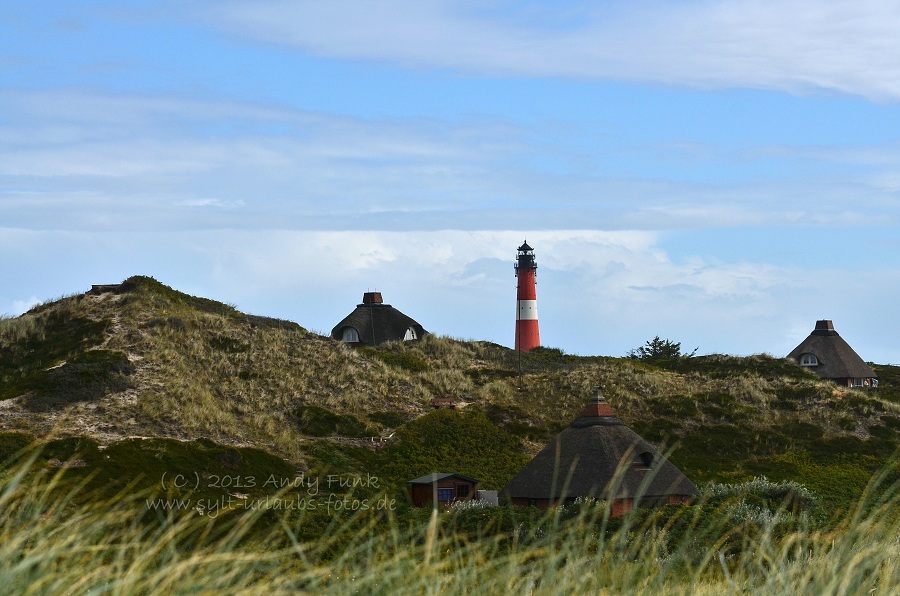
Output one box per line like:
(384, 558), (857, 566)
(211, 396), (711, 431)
(628, 335), (699, 360)
(1, 448), (898, 594)
(1, 276), (900, 515)
(3, 276), (900, 593)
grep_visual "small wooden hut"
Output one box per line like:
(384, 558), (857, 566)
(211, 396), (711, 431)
(408, 473), (479, 508)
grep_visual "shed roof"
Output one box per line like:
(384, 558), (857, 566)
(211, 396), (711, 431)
(330, 293), (427, 346)
(408, 473), (479, 485)
(786, 320), (876, 380)
(501, 389), (697, 501)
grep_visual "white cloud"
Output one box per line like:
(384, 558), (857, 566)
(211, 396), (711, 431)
(209, 0), (900, 101)
(176, 199), (246, 209)
(8, 296), (40, 316)
(3, 89), (898, 234)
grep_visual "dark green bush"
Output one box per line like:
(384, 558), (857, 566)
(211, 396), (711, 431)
(209, 335), (249, 353)
(369, 411), (407, 428)
(882, 416), (900, 430)
(381, 408), (530, 491)
(838, 417), (858, 431)
(0, 312), (111, 400)
(22, 350), (134, 412)
(360, 349), (429, 372)
(295, 406), (372, 438)
(464, 367), (517, 383)
(868, 425), (897, 440)
(0, 431), (36, 464)
(483, 403), (550, 440)
(773, 421), (824, 442)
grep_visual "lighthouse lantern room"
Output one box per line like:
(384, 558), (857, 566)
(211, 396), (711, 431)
(515, 241), (541, 352)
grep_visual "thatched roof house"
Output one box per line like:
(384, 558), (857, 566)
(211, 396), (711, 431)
(501, 388), (697, 516)
(331, 292), (427, 347)
(787, 320), (877, 388)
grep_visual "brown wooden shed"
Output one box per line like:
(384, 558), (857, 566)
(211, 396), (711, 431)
(408, 473), (479, 508)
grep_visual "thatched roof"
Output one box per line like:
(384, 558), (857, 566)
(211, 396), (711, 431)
(330, 292), (427, 346)
(787, 320), (876, 380)
(501, 389), (697, 502)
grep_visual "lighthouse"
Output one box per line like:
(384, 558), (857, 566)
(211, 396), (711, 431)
(515, 241), (541, 351)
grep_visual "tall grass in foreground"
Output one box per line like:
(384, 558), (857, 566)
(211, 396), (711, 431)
(2, 454), (899, 594)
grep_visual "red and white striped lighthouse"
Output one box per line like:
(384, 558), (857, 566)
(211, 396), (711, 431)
(514, 240), (540, 352)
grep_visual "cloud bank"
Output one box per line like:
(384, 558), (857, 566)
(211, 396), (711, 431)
(2, 89), (897, 235)
(211, 0), (900, 101)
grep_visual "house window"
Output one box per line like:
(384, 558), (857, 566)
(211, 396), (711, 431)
(437, 488), (454, 502)
(851, 378), (864, 388)
(799, 353), (818, 366)
(456, 485), (470, 498)
(341, 327), (359, 342)
(404, 327), (417, 340)
(633, 452), (653, 469)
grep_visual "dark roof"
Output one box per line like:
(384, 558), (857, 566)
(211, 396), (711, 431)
(787, 320), (876, 380)
(502, 390), (697, 501)
(517, 241), (533, 252)
(408, 473), (479, 485)
(330, 293), (427, 346)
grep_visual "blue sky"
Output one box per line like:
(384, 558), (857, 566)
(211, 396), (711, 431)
(2, 1), (899, 362)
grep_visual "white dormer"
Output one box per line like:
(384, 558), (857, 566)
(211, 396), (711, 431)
(799, 353), (818, 366)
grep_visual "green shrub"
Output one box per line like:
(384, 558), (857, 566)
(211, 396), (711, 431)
(773, 421), (824, 442)
(208, 335), (249, 353)
(482, 403), (549, 440)
(881, 415), (900, 430)
(294, 406), (371, 438)
(359, 348), (429, 372)
(21, 350), (134, 412)
(868, 425), (897, 440)
(464, 367), (517, 383)
(838, 417), (858, 431)
(382, 408), (530, 491)
(119, 275), (240, 319)
(368, 411), (407, 428)
(630, 418), (682, 443)
(0, 312), (111, 400)
(0, 431), (35, 464)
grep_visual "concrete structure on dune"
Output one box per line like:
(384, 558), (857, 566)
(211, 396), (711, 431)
(501, 387), (698, 516)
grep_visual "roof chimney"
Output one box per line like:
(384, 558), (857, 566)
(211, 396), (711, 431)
(582, 386), (614, 418)
(815, 320), (834, 331)
(362, 292), (383, 305)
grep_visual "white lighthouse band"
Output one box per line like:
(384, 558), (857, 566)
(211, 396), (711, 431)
(517, 300), (538, 320)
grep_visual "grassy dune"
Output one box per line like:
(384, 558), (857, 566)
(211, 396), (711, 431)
(3, 276), (900, 592)
(1, 449), (898, 594)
